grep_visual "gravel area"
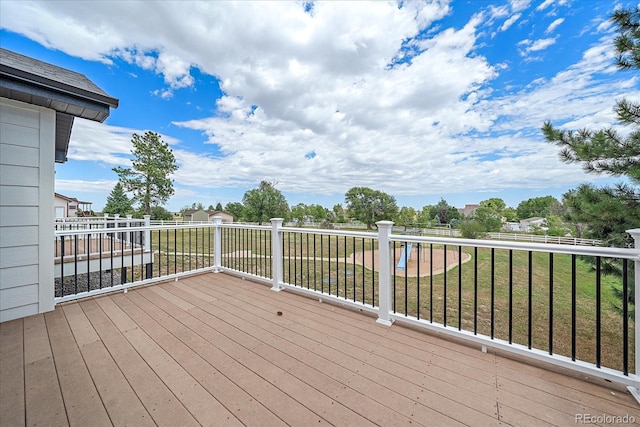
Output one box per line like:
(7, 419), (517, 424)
(55, 270), (122, 297)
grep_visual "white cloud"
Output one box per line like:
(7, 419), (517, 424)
(67, 120), (180, 165)
(500, 13), (522, 31)
(536, 0), (569, 12)
(477, 35), (637, 136)
(509, 0), (532, 13)
(3, 1), (634, 202)
(488, 5), (510, 20)
(596, 19), (613, 33)
(518, 37), (557, 56)
(546, 17), (564, 34)
(55, 179), (119, 193)
(536, 0), (555, 11)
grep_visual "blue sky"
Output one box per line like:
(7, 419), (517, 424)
(1, 0), (638, 213)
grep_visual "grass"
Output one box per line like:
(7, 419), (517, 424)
(390, 246), (632, 373)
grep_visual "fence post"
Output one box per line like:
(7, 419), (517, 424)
(376, 220), (394, 326)
(213, 216), (222, 273)
(143, 215), (152, 279)
(271, 218), (284, 291)
(627, 229), (640, 399)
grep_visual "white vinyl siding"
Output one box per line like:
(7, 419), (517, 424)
(0, 225), (39, 248)
(0, 98), (55, 322)
(0, 184), (38, 205)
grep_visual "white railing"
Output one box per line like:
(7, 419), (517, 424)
(417, 228), (602, 245)
(486, 232), (602, 246)
(52, 216), (640, 393)
(250, 219), (640, 391)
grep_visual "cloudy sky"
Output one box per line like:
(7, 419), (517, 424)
(1, 0), (637, 212)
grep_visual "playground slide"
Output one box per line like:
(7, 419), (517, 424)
(396, 243), (412, 270)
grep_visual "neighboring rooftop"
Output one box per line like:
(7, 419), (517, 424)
(0, 48), (118, 162)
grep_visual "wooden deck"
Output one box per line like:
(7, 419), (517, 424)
(1, 273), (638, 426)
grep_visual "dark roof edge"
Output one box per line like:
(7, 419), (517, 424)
(0, 64), (119, 109)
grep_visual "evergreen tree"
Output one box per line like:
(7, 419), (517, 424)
(543, 6), (640, 317)
(542, 6), (640, 246)
(113, 131), (177, 215)
(430, 198), (460, 225)
(215, 202), (223, 211)
(103, 182), (133, 216)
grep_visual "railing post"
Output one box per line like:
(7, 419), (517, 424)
(143, 215), (151, 251)
(376, 220), (394, 326)
(143, 215), (152, 279)
(126, 214), (133, 244)
(627, 228), (640, 400)
(213, 216), (222, 273)
(271, 218), (284, 292)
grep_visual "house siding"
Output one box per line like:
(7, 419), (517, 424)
(184, 210), (234, 223)
(192, 210), (210, 222)
(54, 195), (74, 218)
(0, 98), (55, 322)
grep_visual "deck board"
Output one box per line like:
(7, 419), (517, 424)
(82, 298), (200, 426)
(161, 283), (432, 426)
(23, 315), (68, 426)
(0, 319), (25, 427)
(129, 287), (328, 426)
(176, 279), (493, 425)
(121, 290), (287, 426)
(1, 272), (638, 426)
(44, 309), (112, 426)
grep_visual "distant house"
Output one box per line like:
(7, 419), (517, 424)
(183, 209), (233, 223)
(520, 217), (547, 233)
(458, 204), (479, 217)
(54, 192), (92, 219)
(502, 222), (520, 232)
(0, 48), (118, 322)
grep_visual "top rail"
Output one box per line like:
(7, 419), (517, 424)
(54, 222), (217, 236)
(390, 233), (638, 259)
(281, 226), (377, 239)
